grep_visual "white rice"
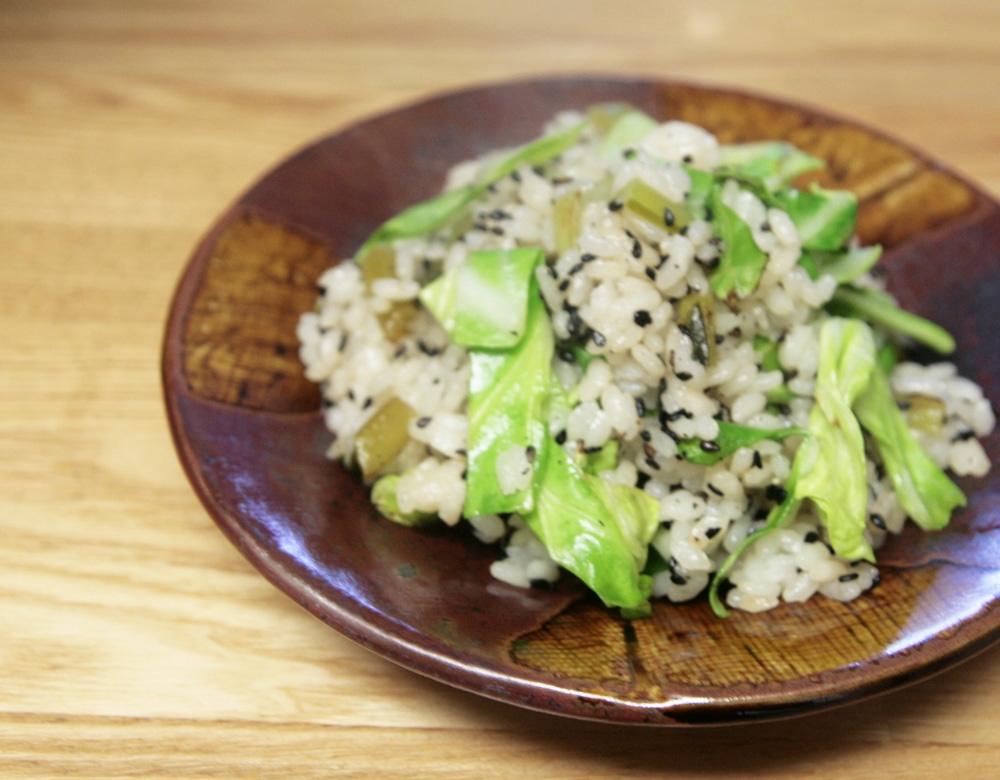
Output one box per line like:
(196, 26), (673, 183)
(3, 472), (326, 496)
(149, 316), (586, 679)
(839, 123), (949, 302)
(298, 109), (994, 613)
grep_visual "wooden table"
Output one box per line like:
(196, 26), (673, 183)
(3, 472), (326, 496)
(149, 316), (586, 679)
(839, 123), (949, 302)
(4, 2), (1000, 776)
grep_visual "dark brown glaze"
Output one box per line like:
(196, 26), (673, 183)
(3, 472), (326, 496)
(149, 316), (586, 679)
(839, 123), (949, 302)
(163, 76), (1000, 725)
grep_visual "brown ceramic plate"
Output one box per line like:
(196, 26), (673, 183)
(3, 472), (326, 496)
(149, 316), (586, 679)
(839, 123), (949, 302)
(163, 76), (1000, 725)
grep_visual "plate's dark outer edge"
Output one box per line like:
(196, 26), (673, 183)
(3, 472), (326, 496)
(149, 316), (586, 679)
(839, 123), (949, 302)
(163, 74), (1000, 726)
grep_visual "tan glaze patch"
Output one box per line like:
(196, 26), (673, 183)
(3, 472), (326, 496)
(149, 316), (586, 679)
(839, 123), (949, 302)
(182, 213), (332, 413)
(657, 85), (978, 248)
(512, 567), (939, 696)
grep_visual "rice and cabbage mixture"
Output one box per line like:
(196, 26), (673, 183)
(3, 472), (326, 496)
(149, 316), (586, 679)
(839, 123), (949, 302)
(297, 104), (994, 617)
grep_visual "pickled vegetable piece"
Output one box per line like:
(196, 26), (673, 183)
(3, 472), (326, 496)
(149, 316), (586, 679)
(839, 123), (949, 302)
(618, 179), (691, 233)
(675, 289), (716, 365)
(904, 394), (948, 434)
(355, 397), (417, 480)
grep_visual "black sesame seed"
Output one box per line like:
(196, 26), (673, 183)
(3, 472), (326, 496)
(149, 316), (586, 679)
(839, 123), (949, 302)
(567, 310), (583, 336)
(715, 333), (725, 344)
(633, 309), (652, 327)
(558, 348), (575, 362)
(765, 484), (788, 503)
(558, 279), (570, 292)
(707, 483), (724, 497)
(760, 221), (772, 232)
(317, 284), (328, 296)
(839, 573), (859, 583)
(670, 573), (688, 586)
(362, 396), (373, 410)
(529, 578), (555, 590)
(658, 377), (667, 395)
(676, 371), (693, 381)
(338, 333), (349, 352)
(592, 331), (606, 347)
(623, 148), (638, 160)
(580, 252), (597, 263)
(666, 408), (692, 421)
(472, 221), (488, 232)
(663, 207), (676, 227)
(870, 513), (887, 530)
(645, 456), (661, 471)
(568, 262), (584, 276)
(635, 397), (646, 417)
(555, 430), (567, 445)
(804, 531), (820, 544)
(953, 429), (976, 442)
(705, 527), (721, 539)
(640, 430), (652, 442)
(682, 154), (693, 164)
(525, 445), (536, 463)
(645, 267), (657, 281)
(347, 389), (355, 401)
(700, 440), (721, 453)
(393, 344), (407, 359)
(608, 199), (623, 212)
(455, 449), (467, 456)
(752, 450), (764, 469)
(631, 239), (642, 258)
(417, 340), (441, 357)
(416, 416), (431, 428)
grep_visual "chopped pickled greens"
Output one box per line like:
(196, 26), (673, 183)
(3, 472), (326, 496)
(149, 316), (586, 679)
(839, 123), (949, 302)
(718, 141), (824, 190)
(855, 363), (966, 531)
(802, 245), (882, 283)
(675, 289), (716, 366)
(774, 184), (857, 252)
(524, 433), (658, 612)
(618, 178), (692, 234)
(553, 177), (613, 254)
(464, 284), (553, 517)
(792, 318), (877, 562)
(474, 119), (587, 186)
(354, 397), (417, 481)
(356, 119), (585, 264)
(829, 285), (956, 354)
(707, 184), (769, 301)
(677, 421), (808, 466)
(592, 104), (659, 158)
(357, 186), (481, 265)
(419, 247), (544, 348)
(581, 438), (619, 475)
(684, 166), (715, 219)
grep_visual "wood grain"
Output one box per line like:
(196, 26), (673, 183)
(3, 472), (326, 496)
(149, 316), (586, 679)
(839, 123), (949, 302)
(3, 0), (1000, 776)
